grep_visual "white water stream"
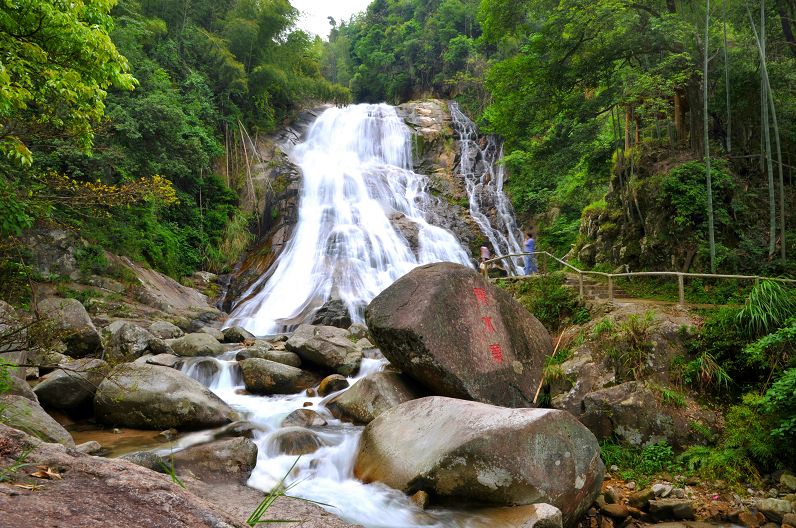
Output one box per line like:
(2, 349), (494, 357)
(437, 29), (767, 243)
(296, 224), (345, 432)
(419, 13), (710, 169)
(176, 353), (505, 528)
(226, 104), (472, 336)
(449, 102), (525, 275)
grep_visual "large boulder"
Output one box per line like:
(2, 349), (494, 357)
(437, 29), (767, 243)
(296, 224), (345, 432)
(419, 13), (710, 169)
(170, 332), (225, 357)
(354, 397), (604, 528)
(577, 381), (716, 448)
(33, 358), (110, 414)
(149, 320), (184, 340)
(222, 326), (255, 343)
(327, 372), (421, 425)
(0, 395), (74, 446)
(310, 299), (352, 329)
(172, 437), (258, 482)
(239, 358), (319, 395)
(236, 346), (302, 368)
(269, 427), (327, 456)
(0, 424), (247, 528)
(285, 324), (362, 376)
(94, 363), (237, 430)
(103, 321), (156, 361)
(365, 263), (551, 407)
(39, 297), (101, 358)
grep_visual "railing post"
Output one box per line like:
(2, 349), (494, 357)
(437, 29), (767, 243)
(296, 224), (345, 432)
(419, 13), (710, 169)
(677, 273), (685, 306)
(608, 275), (614, 301)
(579, 273), (584, 299)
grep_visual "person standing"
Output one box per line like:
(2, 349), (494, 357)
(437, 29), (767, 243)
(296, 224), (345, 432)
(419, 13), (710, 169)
(524, 232), (537, 275)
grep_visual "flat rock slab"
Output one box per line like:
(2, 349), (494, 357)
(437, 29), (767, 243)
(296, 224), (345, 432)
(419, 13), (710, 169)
(0, 424), (245, 528)
(365, 262), (552, 407)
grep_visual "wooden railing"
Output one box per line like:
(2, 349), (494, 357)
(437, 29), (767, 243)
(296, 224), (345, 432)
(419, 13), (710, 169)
(482, 251), (796, 305)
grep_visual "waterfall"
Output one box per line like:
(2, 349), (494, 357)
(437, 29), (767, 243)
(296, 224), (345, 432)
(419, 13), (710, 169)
(449, 102), (525, 274)
(227, 104), (472, 336)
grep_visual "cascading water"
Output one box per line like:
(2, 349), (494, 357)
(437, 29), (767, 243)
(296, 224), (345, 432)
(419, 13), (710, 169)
(226, 104), (472, 336)
(449, 102), (525, 274)
(177, 351), (506, 528)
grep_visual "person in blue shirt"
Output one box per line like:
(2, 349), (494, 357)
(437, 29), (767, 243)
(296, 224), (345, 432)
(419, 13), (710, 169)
(524, 231), (537, 275)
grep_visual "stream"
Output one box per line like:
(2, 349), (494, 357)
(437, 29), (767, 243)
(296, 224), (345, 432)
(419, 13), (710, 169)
(175, 353), (514, 528)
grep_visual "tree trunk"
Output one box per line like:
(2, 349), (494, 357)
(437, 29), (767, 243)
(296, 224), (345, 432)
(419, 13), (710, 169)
(705, 0), (716, 272)
(723, 0), (732, 153)
(777, 0), (796, 58)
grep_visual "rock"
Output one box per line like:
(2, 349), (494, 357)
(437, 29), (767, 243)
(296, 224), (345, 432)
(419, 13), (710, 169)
(239, 358), (319, 395)
(94, 363), (237, 430)
(6, 376), (37, 401)
(104, 322), (156, 361)
(75, 440), (103, 455)
(170, 333), (225, 357)
(317, 374), (350, 396)
(783, 513), (796, 526)
(223, 326), (255, 343)
(781, 473), (796, 493)
(626, 482), (636, 490)
(603, 487), (619, 504)
(354, 396), (603, 527)
(473, 504), (564, 528)
(285, 324), (362, 376)
(33, 357), (110, 414)
(198, 326), (224, 342)
(0, 424), (246, 528)
(672, 488), (685, 499)
(600, 504), (630, 519)
(348, 324), (369, 340)
(145, 353), (181, 368)
(577, 381), (709, 448)
(173, 438), (258, 482)
(236, 347), (302, 368)
(269, 427), (327, 455)
(410, 490), (430, 510)
(281, 409), (327, 428)
(653, 483), (674, 497)
(628, 488), (655, 509)
(327, 372), (421, 425)
(310, 299), (352, 328)
(648, 499), (696, 521)
(180, 357), (221, 386)
(120, 451), (168, 473)
(22, 228), (85, 280)
(756, 498), (793, 522)
(149, 320), (184, 340)
(738, 510), (767, 527)
(364, 263), (552, 407)
(39, 297), (101, 357)
(355, 338), (374, 349)
(0, 395), (74, 446)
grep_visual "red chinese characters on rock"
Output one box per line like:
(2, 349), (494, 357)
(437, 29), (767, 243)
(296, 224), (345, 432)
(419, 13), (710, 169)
(481, 316), (495, 334)
(473, 287), (489, 306)
(489, 343), (504, 364)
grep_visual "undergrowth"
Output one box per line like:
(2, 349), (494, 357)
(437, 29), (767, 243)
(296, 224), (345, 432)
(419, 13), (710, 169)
(496, 272), (590, 331)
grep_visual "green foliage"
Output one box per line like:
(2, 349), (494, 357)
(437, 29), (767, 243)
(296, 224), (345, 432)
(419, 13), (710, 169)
(604, 311), (657, 382)
(75, 246), (109, 276)
(763, 368), (796, 446)
(496, 273), (589, 331)
(600, 440), (679, 486)
(736, 280), (796, 337)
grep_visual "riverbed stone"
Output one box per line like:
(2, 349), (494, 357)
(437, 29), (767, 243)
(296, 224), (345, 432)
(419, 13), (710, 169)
(354, 396), (603, 527)
(0, 395), (75, 446)
(198, 326), (225, 342)
(317, 374), (349, 396)
(144, 353), (182, 368)
(270, 427), (327, 456)
(310, 299), (352, 328)
(239, 358), (319, 395)
(223, 326), (255, 343)
(173, 437), (258, 482)
(327, 371), (421, 425)
(170, 332), (225, 357)
(756, 498), (793, 522)
(33, 357), (110, 414)
(364, 263), (552, 407)
(648, 499), (696, 521)
(94, 363), (237, 430)
(281, 408), (328, 428)
(103, 322), (155, 361)
(286, 324), (362, 376)
(236, 347), (301, 368)
(149, 320), (184, 340)
(39, 297), (101, 358)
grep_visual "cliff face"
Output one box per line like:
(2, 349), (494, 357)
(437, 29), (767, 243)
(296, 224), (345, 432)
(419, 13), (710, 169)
(221, 100), (493, 312)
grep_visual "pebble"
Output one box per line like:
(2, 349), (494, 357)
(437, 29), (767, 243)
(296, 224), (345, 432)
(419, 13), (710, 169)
(767, 488), (779, 498)
(672, 488), (686, 499)
(112, 428), (121, 434)
(626, 482), (636, 490)
(610, 465), (619, 472)
(652, 483), (673, 498)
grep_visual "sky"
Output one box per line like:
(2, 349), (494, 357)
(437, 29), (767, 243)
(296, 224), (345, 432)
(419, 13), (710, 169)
(290, 0), (372, 38)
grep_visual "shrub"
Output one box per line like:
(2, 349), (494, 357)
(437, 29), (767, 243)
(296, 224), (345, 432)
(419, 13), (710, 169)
(497, 272), (589, 331)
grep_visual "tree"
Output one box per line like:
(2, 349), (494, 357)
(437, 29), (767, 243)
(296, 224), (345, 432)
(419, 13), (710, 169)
(0, 0), (136, 165)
